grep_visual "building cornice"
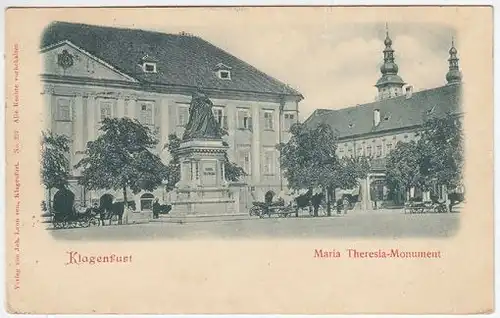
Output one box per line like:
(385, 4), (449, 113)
(40, 74), (303, 104)
(337, 112), (463, 142)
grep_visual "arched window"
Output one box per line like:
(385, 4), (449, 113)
(140, 193), (155, 211)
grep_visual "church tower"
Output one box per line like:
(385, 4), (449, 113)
(446, 38), (462, 85)
(375, 24), (406, 100)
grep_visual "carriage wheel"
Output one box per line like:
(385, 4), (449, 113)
(434, 205), (445, 213)
(111, 214), (120, 225)
(250, 206), (261, 217)
(79, 218), (91, 228)
(88, 217), (100, 227)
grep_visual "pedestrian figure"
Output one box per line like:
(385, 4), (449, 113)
(153, 198), (160, 219)
(343, 197), (349, 215)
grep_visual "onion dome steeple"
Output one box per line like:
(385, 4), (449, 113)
(375, 24), (406, 100)
(446, 37), (462, 85)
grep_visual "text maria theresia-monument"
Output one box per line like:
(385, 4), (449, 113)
(170, 90), (236, 215)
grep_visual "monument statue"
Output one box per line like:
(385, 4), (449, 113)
(182, 90), (222, 141)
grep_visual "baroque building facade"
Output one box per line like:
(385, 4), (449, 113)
(41, 22), (302, 212)
(305, 30), (463, 210)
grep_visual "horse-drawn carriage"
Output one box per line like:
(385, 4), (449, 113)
(50, 188), (100, 229)
(249, 189), (327, 218)
(49, 188), (134, 229)
(249, 200), (296, 218)
(52, 206), (100, 229)
(404, 200), (447, 214)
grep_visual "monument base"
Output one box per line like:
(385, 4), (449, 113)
(169, 138), (238, 217)
(169, 187), (237, 216)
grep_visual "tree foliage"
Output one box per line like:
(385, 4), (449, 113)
(41, 131), (70, 190)
(385, 140), (423, 199)
(419, 113), (464, 189)
(385, 112), (464, 201)
(223, 152), (247, 182)
(279, 122), (370, 215)
(75, 118), (169, 203)
(280, 123), (370, 191)
(163, 134), (182, 191)
(278, 123), (338, 190)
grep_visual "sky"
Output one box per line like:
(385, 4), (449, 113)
(195, 22), (458, 120)
(83, 12), (459, 121)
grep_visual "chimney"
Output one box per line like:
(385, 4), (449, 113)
(405, 85), (413, 99)
(373, 109), (381, 127)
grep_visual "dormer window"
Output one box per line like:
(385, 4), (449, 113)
(140, 54), (158, 73)
(218, 70), (231, 80)
(143, 62), (157, 73)
(214, 63), (232, 80)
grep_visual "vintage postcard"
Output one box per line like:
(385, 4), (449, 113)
(5, 6), (494, 314)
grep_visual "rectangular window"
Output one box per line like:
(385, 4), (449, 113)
(139, 102), (154, 126)
(238, 149), (251, 175)
(263, 150), (275, 175)
(237, 109), (252, 130)
(56, 98), (71, 121)
(264, 110), (274, 130)
(99, 100), (112, 121)
(376, 145), (382, 157)
(357, 147), (364, 157)
(386, 143), (393, 154)
(284, 113), (295, 131)
(366, 146), (372, 157)
(178, 105), (189, 127)
(212, 107), (223, 124)
(347, 148), (353, 158)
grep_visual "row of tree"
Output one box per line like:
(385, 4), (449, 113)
(41, 113), (463, 214)
(41, 117), (245, 212)
(385, 113), (464, 203)
(278, 122), (370, 216)
(279, 112), (463, 213)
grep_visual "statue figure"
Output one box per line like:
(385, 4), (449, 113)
(182, 90), (222, 141)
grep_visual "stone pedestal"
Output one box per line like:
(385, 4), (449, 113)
(170, 139), (237, 216)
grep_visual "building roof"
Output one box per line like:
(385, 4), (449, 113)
(305, 84), (462, 139)
(40, 21), (302, 98)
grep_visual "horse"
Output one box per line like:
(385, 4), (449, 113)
(448, 192), (465, 212)
(108, 202), (126, 225)
(153, 201), (172, 219)
(159, 204), (172, 214)
(294, 189), (313, 214)
(97, 195), (129, 226)
(310, 192), (326, 216)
